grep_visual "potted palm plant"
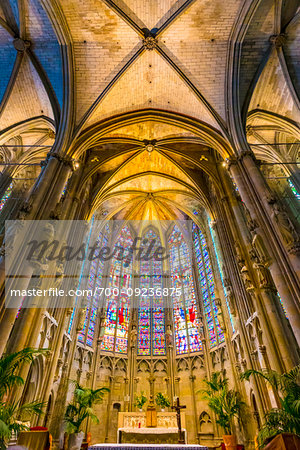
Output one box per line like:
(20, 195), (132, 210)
(64, 382), (109, 450)
(155, 393), (170, 412)
(134, 392), (147, 412)
(199, 372), (245, 450)
(241, 364), (300, 448)
(0, 347), (46, 450)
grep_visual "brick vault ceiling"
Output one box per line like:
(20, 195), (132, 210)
(0, 0), (299, 219)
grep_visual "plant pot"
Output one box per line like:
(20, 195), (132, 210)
(68, 431), (84, 450)
(161, 408), (165, 412)
(139, 408), (143, 412)
(223, 434), (237, 450)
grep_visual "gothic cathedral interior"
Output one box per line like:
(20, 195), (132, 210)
(0, 0), (299, 449)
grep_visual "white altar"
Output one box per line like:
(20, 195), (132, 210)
(117, 412), (187, 444)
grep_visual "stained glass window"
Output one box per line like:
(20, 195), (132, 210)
(138, 229), (165, 356)
(168, 225), (202, 355)
(78, 223), (109, 346)
(193, 223), (225, 347)
(101, 225), (132, 354)
(68, 217), (95, 335)
(288, 179), (300, 200)
(208, 222), (235, 332)
(277, 292), (288, 319)
(0, 182), (13, 212)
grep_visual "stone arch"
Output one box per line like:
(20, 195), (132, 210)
(199, 411), (213, 434)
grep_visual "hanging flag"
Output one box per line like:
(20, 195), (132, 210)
(118, 307), (124, 325)
(189, 305), (195, 323)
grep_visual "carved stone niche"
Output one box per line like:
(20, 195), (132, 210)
(198, 411), (214, 448)
(199, 411), (213, 434)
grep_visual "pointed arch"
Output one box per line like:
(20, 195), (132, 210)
(101, 224), (133, 354)
(137, 228), (166, 356)
(168, 224), (202, 355)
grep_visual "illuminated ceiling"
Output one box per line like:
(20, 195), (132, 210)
(0, 0), (299, 220)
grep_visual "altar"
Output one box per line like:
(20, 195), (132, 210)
(117, 412), (187, 444)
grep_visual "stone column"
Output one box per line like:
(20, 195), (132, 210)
(189, 374), (200, 444)
(26, 153), (73, 220)
(227, 156), (300, 346)
(49, 307), (82, 441)
(242, 153), (300, 274)
(37, 308), (73, 425)
(210, 184), (274, 417)
(0, 261), (36, 355)
(104, 375), (115, 443)
(0, 153), (73, 346)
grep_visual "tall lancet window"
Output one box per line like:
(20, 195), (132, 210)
(288, 179), (300, 200)
(168, 225), (202, 355)
(79, 223), (109, 346)
(192, 223), (225, 347)
(138, 229), (165, 356)
(101, 225), (132, 354)
(0, 182), (13, 212)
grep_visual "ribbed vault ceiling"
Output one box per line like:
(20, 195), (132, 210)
(0, 0), (299, 219)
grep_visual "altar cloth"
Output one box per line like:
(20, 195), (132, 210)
(89, 445), (209, 449)
(118, 427), (182, 434)
(117, 427), (187, 444)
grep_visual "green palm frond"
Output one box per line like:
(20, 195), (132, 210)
(0, 348), (47, 401)
(241, 369), (281, 391)
(64, 382), (109, 434)
(197, 372), (245, 435)
(241, 364), (300, 447)
(0, 398), (45, 444)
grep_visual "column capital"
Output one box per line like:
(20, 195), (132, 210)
(238, 149), (258, 164)
(224, 157), (238, 170)
(45, 152), (75, 170)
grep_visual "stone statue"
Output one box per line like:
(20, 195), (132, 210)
(271, 202), (299, 245)
(165, 324), (173, 347)
(253, 262), (276, 290)
(215, 299), (226, 331)
(130, 324), (137, 347)
(240, 265), (254, 291)
(252, 232), (271, 266)
(224, 282), (237, 317)
(234, 242), (245, 269)
(243, 204), (258, 232)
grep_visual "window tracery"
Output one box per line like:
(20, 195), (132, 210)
(168, 225), (202, 354)
(101, 225), (132, 354)
(192, 222), (225, 347)
(137, 229), (165, 356)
